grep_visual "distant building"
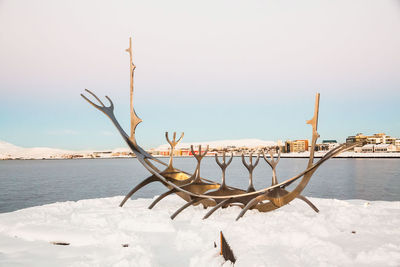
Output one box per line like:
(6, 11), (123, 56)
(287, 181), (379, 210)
(346, 133), (396, 145)
(322, 140), (337, 144)
(315, 144), (328, 151)
(346, 133), (368, 144)
(374, 144), (396, 153)
(285, 140), (309, 153)
(396, 140), (400, 151)
(356, 144), (397, 153)
(276, 140), (285, 153)
(321, 140), (339, 150)
(346, 133), (398, 152)
(361, 144), (375, 153)
(366, 133), (396, 145)
(180, 149), (191, 156)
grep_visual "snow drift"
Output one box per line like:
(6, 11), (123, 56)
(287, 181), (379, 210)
(0, 196), (399, 266)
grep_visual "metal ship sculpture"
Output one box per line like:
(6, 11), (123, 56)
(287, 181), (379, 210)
(81, 38), (360, 220)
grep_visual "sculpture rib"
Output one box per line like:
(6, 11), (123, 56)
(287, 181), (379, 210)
(296, 195), (319, 213)
(171, 199), (199, 220)
(148, 188), (176, 209)
(120, 175), (158, 207)
(203, 198), (233, 219)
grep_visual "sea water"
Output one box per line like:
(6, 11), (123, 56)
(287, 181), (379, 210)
(0, 157), (399, 213)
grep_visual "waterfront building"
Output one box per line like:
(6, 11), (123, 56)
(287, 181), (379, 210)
(361, 144), (375, 153)
(367, 133), (396, 145)
(356, 144), (397, 153)
(285, 140), (309, 153)
(374, 144), (396, 153)
(315, 143), (329, 151)
(322, 140), (337, 144)
(396, 140), (400, 151)
(276, 140), (285, 153)
(346, 133), (398, 150)
(322, 140), (339, 150)
(346, 133), (368, 144)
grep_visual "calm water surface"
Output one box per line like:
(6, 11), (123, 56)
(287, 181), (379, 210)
(0, 157), (399, 213)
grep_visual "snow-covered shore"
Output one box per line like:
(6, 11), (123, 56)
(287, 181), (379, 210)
(0, 196), (399, 266)
(280, 151), (400, 158)
(3, 140), (400, 160)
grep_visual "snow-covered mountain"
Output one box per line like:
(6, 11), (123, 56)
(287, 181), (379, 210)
(0, 140), (75, 159)
(155, 138), (277, 150)
(0, 141), (136, 160)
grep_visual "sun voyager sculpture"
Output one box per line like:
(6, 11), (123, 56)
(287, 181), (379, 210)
(81, 38), (360, 220)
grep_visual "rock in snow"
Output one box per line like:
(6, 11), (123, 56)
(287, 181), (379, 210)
(0, 196), (399, 266)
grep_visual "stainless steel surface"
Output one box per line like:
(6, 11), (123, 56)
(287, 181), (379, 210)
(82, 37), (360, 220)
(262, 148), (281, 186)
(165, 132), (184, 171)
(215, 152), (233, 189)
(241, 152), (260, 192)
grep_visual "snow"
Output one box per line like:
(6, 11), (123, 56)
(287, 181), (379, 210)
(0, 196), (399, 266)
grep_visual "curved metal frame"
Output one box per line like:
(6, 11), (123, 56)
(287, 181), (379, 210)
(81, 37), (362, 220)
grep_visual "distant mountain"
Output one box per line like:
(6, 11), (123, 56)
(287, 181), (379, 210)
(155, 139), (277, 150)
(0, 140), (74, 159)
(0, 140), (135, 160)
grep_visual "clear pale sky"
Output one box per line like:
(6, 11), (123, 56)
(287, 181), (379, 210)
(1, 0), (400, 150)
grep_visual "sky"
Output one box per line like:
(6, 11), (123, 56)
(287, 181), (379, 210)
(1, 0), (400, 150)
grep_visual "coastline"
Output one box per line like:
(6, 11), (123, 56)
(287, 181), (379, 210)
(3, 152), (400, 160)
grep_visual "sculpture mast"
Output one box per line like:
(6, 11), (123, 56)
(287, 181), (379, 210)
(125, 37), (142, 144)
(306, 92), (320, 167)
